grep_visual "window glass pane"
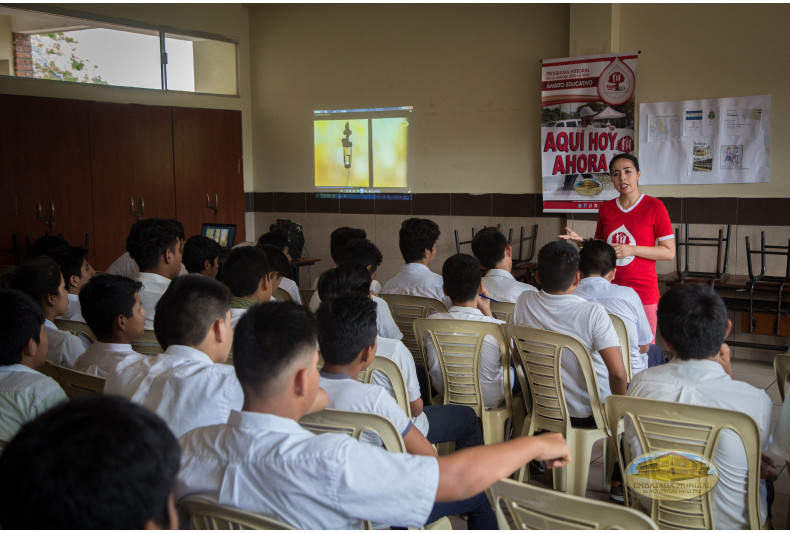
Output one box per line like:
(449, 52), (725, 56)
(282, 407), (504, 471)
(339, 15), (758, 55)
(166, 33), (237, 95)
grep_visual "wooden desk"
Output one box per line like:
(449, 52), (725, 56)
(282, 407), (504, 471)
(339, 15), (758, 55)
(291, 257), (321, 287)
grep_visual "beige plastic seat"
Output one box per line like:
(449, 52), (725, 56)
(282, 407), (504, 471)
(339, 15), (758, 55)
(488, 477), (658, 530)
(131, 329), (163, 355)
(54, 318), (98, 344)
(414, 318), (513, 445)
(299, 288), (315, 306)
(774, 353), (790, 401)
(273, 287), (292, 302)
(179, 497), (293, 529)
(604, 395), (763, 530)
(489, 300), (515, 323)
(608, 313), (632, 383)
(504, 324), (615, 496)
(299, 407), (406, 453)
(357, 356), (411, 416)
(39, 361), (105, 398)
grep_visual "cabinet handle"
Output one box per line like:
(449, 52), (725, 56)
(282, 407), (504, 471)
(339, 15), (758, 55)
(207, 193), (219, 214)
(37, 200), (55, 228)
(130, 197), (145, 221)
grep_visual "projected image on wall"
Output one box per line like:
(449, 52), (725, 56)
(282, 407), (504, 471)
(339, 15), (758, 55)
(314, 106), (411, 191)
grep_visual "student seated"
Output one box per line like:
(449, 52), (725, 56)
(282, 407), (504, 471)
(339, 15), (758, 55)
(314, 226), (382, 294)
(107, 219), (188, 279)
(574, 239), (652, 376)
(104, 274), (243, 437)
(627, 284), (774, 529)
(257, 231), (302, 304)
(382, 218), (450, 307)
(29, 235), (69, 259)
(126, 218), (184, 329)
(471, 227), (537, 303)
(424, 253), (510, 409)
(3, 258), (85, 368)
(175, 301), (571, 530)
(0, 289), (67, 442)
(310, 238), (402, 340)
(182, 235), (221, 278)
(73, 275), (146, 377)
(0, 395), (179, 529)
(259, 244), (292, 297)
(510, 240), (626, 422)
(222, 246), (274, 328)
(48, 245), (95, 322)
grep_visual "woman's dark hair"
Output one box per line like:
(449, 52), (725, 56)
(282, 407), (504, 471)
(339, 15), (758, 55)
(4, 257), (62, 304)
(609, 153), (640, 173)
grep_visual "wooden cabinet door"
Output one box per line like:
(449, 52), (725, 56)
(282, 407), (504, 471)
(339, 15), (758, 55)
(173, 107), (245, 241)
(89, 102), (176, 270)
(0, 95), (94, 265)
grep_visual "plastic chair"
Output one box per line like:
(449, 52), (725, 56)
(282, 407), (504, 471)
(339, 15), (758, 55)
(414, 318), (513, 444)
(357, 356), (411, 417)
(774, 353), (790, 402)
(604, 395), (763, 530)
(54, 318), (97, 344)
(131, 329), (162, 355)
(179, 497), (293, 530)
(299, 289), (315, 306)
(39, 361), (105, 399)
(273, 287), (292, 302)
(489, 301), (515, 323)
(608, 313), (633, 383)
(504, 324), (614, 496)
(299, 408), (406, 453)
(488, 477), (658, 530)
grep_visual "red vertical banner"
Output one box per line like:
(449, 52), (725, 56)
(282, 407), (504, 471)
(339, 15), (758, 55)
(540, 53), (638, 213)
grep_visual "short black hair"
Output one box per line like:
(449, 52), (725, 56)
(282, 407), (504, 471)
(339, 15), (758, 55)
(399, 218), (440, 263)
(0, 395), (180, 529)
(317, 292), (378, 366)
(537, 240), (579, 292)
(657, 284), (729, 360)
(256, 231), (289, 252)
(233, 301), (317, 398)
(222, 246), (271, 298)
(79, 275), (143, 338)
(579, 239), (616, 277)
(30, 235), (69, 259)
(182, 235), (221, 274)
(317, 263), (372, 301)
(4, 257), (62, 304)
(338, 238), (383, 273)
(610, 153), (640, 173)
(259, 244), (291, 278)
(47, 246), (89, 288)
(330, 227), (366, 264)
(154, 274), (231, 349)
(471, 227), (507, 269)
(0, 289), (44, 366)
(442, 253), (481, 303)
(126, 218), (179, 272)
(168, 219), (185, 241)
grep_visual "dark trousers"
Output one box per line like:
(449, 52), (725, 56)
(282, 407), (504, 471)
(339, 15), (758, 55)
(426, 491), (498, 530)
(647, 344), (666, 367)
(424, 405), (484, 450)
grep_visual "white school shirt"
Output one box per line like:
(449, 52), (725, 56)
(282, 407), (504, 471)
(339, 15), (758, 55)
(770, 393), (790, 462)
(373, 336), (429, 434)
(320, 372), (425, 446)
(424, 306), (507, 409)
(230, 307), (247, 329)
(106, 251), (187, 278)
(175, 410), (439, 530)
(104, 344), (243, 437)
(0, 364), (68, 441)
(278, 277), (302, 305)
(135, 272), (171, 330)
(382, 263), (451, 308)
(627, 359), (773, 529)
(73, 341), (143, 377)
(511, 290), (620, 418)
(61, 293), (85, 322)
(573, 276), (653, 376)
(309, 293), (403, 341)
(44, 319), (85, 369)
(481, 268), (537, 303)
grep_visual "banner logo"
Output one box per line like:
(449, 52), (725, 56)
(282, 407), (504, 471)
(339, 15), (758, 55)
(626, 450), (719, 501)
(598, 58), (636, 106)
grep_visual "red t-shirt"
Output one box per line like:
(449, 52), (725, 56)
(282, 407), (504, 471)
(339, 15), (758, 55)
(594, 194), (674, 305)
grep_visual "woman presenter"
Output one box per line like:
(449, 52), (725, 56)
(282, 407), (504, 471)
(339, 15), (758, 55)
(559, 153), (675, 337)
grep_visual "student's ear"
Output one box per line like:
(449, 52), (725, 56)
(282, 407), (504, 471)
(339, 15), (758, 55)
(115, 313), (127, 332)
(164, 248), (175, 265)
(359, 344), (376, 366)
(68, 274), (80, 290)
(572, 271), (581, 287)
(725, 319), (732, 338)
(202, 259), (213, 272)
(442, 284), (449, 297)
(607, 267), (617, 282)
(505, 244), (513, 258)
(22, 337), (38, 359)
(293, 366), (310, 398)
(535, 271), (541, 286)
(259, 274), (272, 293)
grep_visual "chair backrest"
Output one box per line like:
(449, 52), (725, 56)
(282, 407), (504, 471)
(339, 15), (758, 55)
(273, 287), (292, 302)
(39, 361), (105, 399)
(414, 318), (511, 417)
(299, 408), (406, 453)
(299, 289), (315, 306)
(54, 318), (98, 343)
(775, 353), (790, 402)
(488, 477), (658, 530)
(608, 313), (633, 383)
(604, 395), (762, 530)
(489, 300), (515, 323)
(179, 497), (293, 530)
(131, 329), (163, 355)
(378, 294), (447, 369)
(357, 356), (411, 417)
(504, 324), (606, 433)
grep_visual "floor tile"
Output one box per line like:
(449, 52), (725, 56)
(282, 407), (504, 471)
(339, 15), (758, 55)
(731, 358), (776, 376)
